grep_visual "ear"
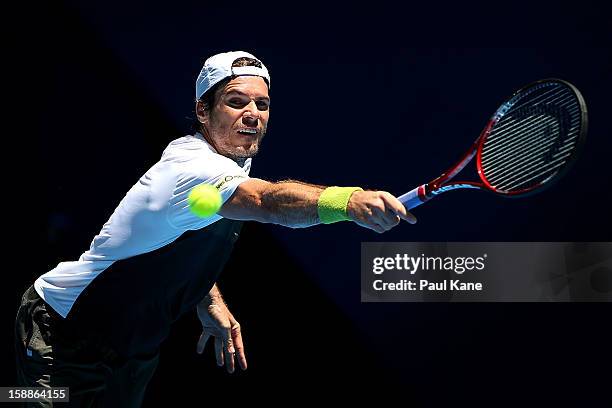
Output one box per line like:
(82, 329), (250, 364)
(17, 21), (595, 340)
(195, 101), (209, 125)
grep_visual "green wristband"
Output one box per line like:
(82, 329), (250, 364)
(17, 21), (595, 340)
(317, 186), (363, 224)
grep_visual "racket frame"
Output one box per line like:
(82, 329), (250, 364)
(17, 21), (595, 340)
(398, 78), (588, 210)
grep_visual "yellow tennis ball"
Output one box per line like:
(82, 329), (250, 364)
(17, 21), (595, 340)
(188, 184), (222, 218)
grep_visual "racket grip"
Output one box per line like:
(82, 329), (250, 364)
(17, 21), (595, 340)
(397, 185), (427, 210)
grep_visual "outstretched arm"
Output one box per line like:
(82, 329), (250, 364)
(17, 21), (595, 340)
(218, 178), (417, 233)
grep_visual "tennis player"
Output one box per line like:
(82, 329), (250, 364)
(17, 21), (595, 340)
(14, 51), (416, 407)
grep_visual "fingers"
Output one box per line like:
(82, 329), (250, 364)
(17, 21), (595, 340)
(231, 323), (248, 370)
(356, 192), (417, 233)
(214, 337), (224, 367)
(198, 311), (246, 374)
(204, 335), (240, 373)
(379, 192), (417, 224)
(400, 210), (417, 224)
(221, 322), (247, 373)
(196, 331), (210, 354)
(367, 192), (417, 232)
(368, 222), (387, 234)
(353, 209), (387, 234)
(211, 321), (237, 374)
(223, 333), (236, 374)
(371, 205), (400, 230)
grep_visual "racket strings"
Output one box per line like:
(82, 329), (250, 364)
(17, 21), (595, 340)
(488, 86), (560, 133)
(479, 83), (582, 192)
(484, 90), (576, 149)
(488, 125), (578, 189)
(484, 103), (578, 154)
(486, 136), (577, 190)
(493, 144), (576, 190)
(482, 112), (576, 166)
(503, 151), (575, 190)
(482, 113), (580, 178)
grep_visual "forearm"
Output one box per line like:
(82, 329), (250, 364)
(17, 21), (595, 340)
(260, 180), (325, 228)
(219, 178), (328, 228)
(220, 178), (368, 229)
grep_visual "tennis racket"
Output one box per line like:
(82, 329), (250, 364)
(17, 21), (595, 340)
(398, 78), (588, 210)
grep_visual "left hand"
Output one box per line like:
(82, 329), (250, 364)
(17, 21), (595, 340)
(196, 298), (247, 373)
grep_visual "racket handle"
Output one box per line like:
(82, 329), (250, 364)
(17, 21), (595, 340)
(397, 185), (428, 210)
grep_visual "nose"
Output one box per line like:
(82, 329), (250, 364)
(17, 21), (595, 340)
(242, 101), (260, 127)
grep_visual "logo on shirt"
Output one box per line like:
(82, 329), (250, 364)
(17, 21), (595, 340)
(215, 175), (246, 190)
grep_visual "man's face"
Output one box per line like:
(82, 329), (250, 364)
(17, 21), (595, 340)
(197, 76), (270, 161)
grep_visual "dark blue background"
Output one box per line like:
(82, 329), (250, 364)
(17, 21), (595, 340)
(5, 0), (611, 405)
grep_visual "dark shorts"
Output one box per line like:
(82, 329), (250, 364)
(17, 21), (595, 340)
(14, 285), (159, 407)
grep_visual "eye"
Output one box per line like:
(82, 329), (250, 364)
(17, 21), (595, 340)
(256, 101), (270, 111)
(228, 98), (246, 107)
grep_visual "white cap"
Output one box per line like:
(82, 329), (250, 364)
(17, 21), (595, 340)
(195, 51), (270, 100)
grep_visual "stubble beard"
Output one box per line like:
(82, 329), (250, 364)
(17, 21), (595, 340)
(205, 122), (267, 164)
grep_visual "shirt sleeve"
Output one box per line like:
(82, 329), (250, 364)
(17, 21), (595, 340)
(165, 154), (250, 231)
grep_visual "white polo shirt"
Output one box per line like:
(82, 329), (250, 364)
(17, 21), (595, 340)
(34, 133), (251, 318)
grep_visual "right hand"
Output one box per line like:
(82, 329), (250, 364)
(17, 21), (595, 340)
(347, 190), (417, 233)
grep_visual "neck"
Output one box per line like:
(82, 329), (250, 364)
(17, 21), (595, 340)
(198, 128), (218, 151)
